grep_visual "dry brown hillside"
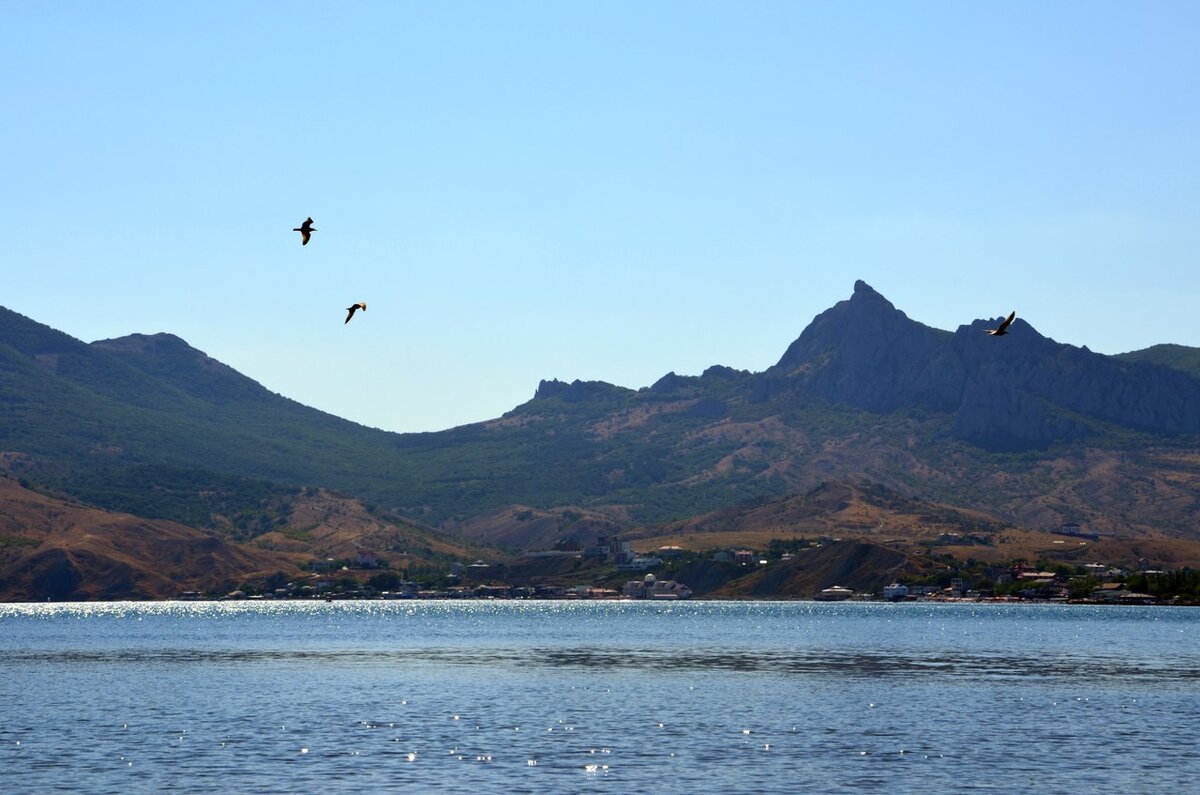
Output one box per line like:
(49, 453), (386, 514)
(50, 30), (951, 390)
(710, 541), (942, 598)
(626, 481), (1200, 570)
(253, 488), (479, 567)
(0, 475), (301, 600)
(447, 504), (626, 551)
(630, 481), (1008, 548)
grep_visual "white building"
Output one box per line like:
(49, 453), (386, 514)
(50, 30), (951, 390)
(618, 556), (662, 571)
(623, 573), (692, 600)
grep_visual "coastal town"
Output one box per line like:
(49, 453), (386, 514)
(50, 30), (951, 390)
(204, 532), (1199, 605)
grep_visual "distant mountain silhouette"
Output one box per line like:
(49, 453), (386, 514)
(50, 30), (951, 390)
(0, 305), (406, 520)
(768, 280), (1200, 449)
(4, 282), (1200, 547)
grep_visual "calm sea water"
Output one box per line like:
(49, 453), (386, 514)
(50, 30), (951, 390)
(1, 600), (1197, 793)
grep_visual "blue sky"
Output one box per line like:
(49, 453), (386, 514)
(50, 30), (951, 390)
(5, 2), (1198, 432)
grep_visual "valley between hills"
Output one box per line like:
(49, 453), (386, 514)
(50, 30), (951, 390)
(2, 281), (1200, 601)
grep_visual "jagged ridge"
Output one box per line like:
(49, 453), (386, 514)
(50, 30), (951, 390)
(4, 282), (1200, 540)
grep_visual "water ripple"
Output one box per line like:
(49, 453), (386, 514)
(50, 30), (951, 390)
(2, 644), (1195, 682)
(3, 601), (1198, 793)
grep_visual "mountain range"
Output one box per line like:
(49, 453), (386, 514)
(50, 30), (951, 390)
(3, 280), (1200, 598)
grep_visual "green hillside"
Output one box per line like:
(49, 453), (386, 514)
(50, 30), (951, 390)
(5, 281), (1200, 544)
(0, 307), (827, 526)
(1113, 344), (1200, 379)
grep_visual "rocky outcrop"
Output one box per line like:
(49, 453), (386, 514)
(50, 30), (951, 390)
(533, 378), (633, 403)
(774, 280), (954, 412)
(523, 281), (1200, 451)
(769, 281), (1200, 449)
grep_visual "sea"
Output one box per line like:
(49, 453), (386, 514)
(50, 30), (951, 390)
(1, 600), (1197, 794)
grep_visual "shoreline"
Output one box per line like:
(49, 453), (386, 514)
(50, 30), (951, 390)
(3, 594), (1195, 607)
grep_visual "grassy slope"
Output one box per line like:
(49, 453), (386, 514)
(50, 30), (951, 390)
(6, 304), (1200, 547)
(1113, 344), (1200, 379)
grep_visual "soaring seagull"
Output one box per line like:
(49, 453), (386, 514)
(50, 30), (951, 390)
(986, 311), (1016, 336)
(293, 217), (316, 245)
(345, 302), (366, 324)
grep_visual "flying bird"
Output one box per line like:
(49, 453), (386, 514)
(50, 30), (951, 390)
(986, 311), (1016, 336)
(345, 302), (366, 324)
(293, 217), (316, 245)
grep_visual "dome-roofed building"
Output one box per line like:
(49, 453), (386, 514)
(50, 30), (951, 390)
(623, 572), (691, 600)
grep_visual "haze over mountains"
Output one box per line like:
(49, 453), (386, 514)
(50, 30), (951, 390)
(3, 281), (1200, 597)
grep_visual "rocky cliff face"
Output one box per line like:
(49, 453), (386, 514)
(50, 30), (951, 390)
(529, 281), (1200, 451)
(767, 281), (1200, 449)
(533, 378), (633, 403)
(774, 280), (953, 413)
(943, 319), (1200, 447)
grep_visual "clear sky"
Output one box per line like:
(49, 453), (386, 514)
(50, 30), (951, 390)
(5, 1), (1198, 433)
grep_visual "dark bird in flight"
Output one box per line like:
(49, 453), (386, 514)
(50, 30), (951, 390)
(345, 302), (366, 324)
(986, 311), (1016, 336)
(294, 217), (316, 245)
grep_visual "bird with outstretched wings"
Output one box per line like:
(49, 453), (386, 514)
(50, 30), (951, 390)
(986, 311), (1016, 336)
(293, 217), (316, 245)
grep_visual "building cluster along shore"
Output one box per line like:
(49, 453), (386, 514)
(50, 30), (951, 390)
(186, 539), (1194, 604)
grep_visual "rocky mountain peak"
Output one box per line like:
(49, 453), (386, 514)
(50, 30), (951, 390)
(850, 279), (895, 308)
(775, 281), (925, 370)
(764, 283), (1200, 448)
(772, 281), (948, 412)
